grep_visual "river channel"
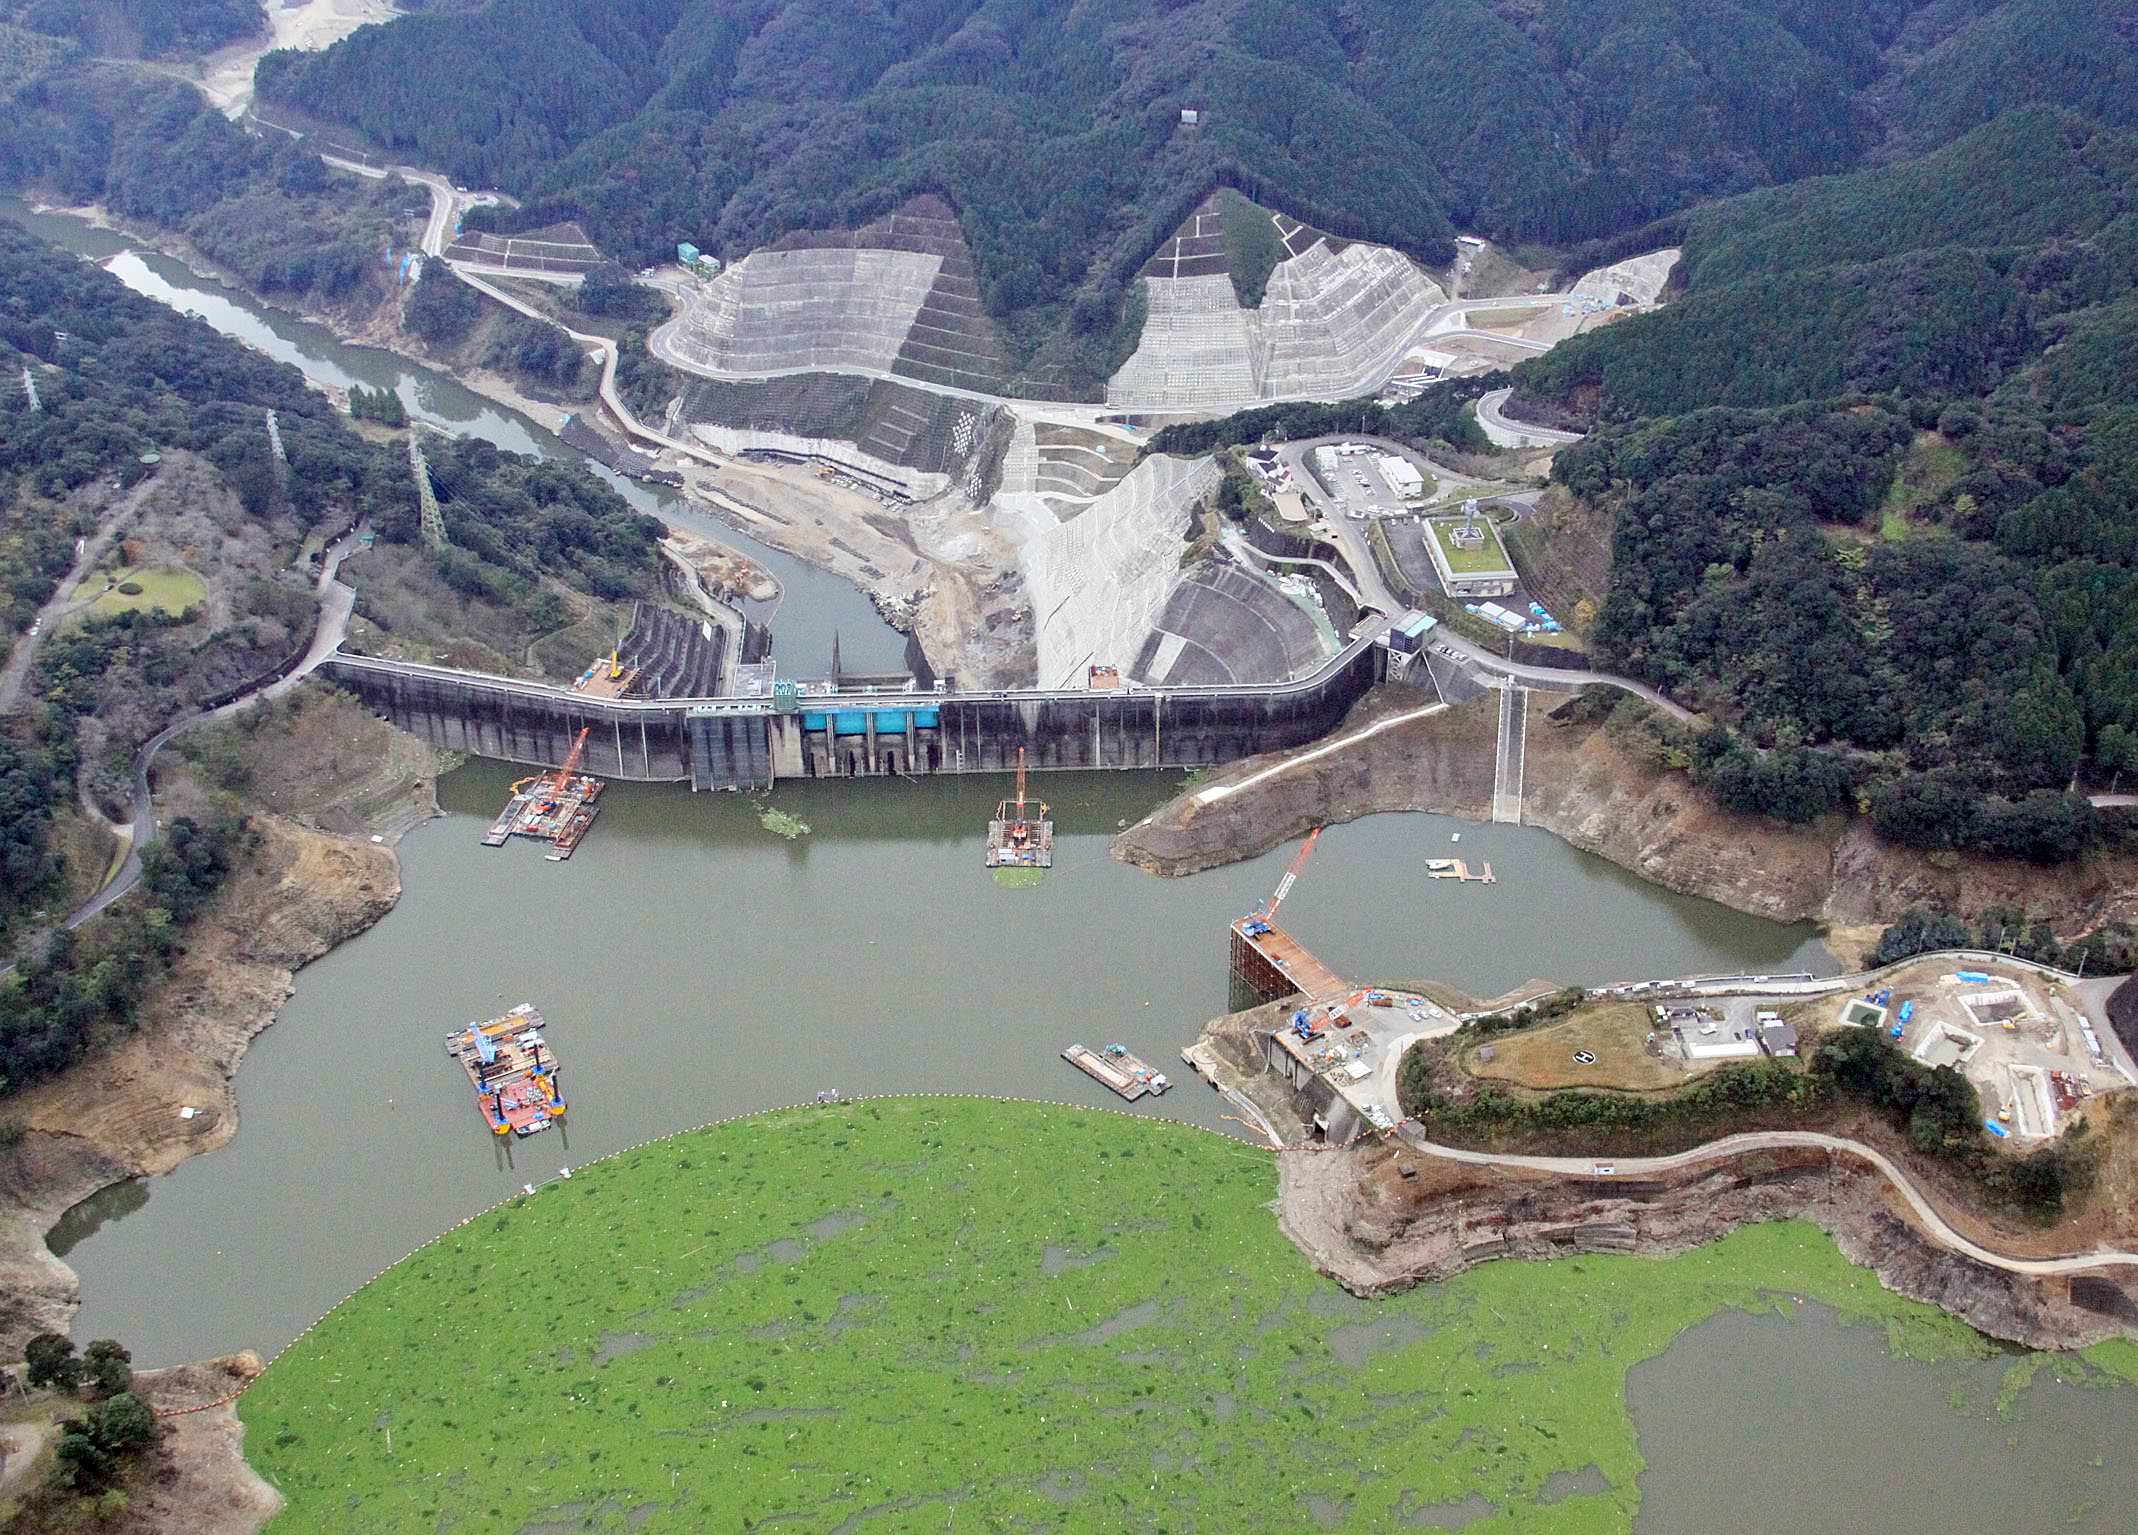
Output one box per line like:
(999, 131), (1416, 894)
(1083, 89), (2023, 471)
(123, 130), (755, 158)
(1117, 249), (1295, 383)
(11, 201), (2135, 1531)
(0, 197), (911, 675)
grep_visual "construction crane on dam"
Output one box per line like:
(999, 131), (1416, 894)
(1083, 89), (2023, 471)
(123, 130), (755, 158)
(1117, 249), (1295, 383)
(1247, 826), (1322, 933)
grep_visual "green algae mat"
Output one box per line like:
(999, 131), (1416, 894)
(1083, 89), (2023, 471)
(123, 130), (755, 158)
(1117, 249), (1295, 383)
(239, 1099), (2117, 1532)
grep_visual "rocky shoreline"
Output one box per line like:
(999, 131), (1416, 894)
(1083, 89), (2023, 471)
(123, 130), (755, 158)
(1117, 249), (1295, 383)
(0, 753), (436, 1358)
(1115, 686), (2138, 960)
(1278, 1136), (2138, 1352)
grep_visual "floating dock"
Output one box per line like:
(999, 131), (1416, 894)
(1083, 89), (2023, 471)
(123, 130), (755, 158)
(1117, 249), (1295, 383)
(1062, 1043), (1170, 1100)
(483, 726), (604, 859)
(1424, 858), (1495, 883)
(446, 1003), (567, 1136)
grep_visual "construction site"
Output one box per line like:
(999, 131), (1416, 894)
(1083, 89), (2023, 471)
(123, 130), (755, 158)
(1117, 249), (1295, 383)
(984, 746), (1052, 869)
(625, 195), (1681, 699)
(1203, 829), (1452, 1141)
(481, 725), (605, 859)
(1830, 960), (2122, 1141)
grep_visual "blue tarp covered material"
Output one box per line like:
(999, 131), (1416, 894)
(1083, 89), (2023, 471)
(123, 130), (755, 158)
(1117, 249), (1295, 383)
(1985, 1120), (2010, 1138)
(1956, 971), (1992, 983)
(473, 1030), (496, 1065)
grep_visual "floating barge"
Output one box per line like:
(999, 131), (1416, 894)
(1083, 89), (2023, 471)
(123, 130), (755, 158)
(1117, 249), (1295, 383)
(483, 727), (604, 860)
(447, 1003), (567, 1136)
(985, 745), (1052, 869)
(1424, 858), (1495, 883)
(1062, 1042), (1170, 1101)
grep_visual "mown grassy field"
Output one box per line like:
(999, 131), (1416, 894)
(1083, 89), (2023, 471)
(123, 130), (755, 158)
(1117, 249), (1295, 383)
(1464, 1002), (1685, 1092)
(70, 564), (206, 618)
(239, 1098), (2133, 1534)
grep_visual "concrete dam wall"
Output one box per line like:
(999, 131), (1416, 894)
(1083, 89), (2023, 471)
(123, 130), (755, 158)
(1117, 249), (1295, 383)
(317, 640), (1390, 791)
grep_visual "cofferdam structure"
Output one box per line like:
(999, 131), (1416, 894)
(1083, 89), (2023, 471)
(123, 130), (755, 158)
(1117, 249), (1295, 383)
(318, 622), (1410, 791)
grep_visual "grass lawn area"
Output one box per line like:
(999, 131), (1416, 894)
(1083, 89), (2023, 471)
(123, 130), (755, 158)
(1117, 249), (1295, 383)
(1428, 515), (1515, 576)
(1466, 305), (1548, 331)
(70, 564), (206, 618)
(236, 1097), (2055, 1534)
(1463, 1002), (1685, 1092)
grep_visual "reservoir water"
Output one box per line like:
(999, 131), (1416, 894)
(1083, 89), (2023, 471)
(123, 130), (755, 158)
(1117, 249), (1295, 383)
(11, 201), (2133, 1532)
(54, 767), (1830, 1364)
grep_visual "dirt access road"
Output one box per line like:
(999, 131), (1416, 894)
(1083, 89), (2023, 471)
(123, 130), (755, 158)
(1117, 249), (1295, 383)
(190, 0), (398, 119)
(0, 476), (157, 713)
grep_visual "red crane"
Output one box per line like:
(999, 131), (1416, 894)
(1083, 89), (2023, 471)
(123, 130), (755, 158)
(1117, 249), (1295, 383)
(544, 727), (590, 796)
(1257, 826), (1322, 924)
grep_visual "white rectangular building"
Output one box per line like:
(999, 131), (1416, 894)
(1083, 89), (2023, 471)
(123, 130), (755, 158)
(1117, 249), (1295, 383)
(1376, 454), (1424, 499)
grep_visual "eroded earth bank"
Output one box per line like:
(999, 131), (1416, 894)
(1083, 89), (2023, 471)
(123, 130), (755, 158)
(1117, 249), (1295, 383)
(1116, 685), (2138, 963)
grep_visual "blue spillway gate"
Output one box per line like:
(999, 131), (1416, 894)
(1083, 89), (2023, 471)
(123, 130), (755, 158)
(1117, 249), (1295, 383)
(802, 708), (941, 735)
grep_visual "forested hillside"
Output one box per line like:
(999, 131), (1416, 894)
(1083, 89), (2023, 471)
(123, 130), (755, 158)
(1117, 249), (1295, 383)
(1550, 395), (2138, 858)
(0, 222), (658, 945)
(1515, 111), (2138, 423)
(246, 0), (2121, 391)
(1, 66), (416, 310)
(3, 0), (263, 60)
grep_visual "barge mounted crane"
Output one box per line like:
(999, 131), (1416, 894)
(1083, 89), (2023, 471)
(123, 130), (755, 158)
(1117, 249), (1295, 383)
(984, 746), (1052, 869)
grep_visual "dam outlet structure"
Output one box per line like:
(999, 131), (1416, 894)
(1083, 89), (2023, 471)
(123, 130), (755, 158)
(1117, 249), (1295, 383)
(318, 625), (1407, 791)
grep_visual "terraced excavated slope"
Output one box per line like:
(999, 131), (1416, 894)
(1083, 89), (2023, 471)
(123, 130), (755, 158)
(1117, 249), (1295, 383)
(671, 373), (1008, 501)
(993, 420), (1141, 530)
(1107, 196), (1449, 412)
(663, 196), (1013, 394)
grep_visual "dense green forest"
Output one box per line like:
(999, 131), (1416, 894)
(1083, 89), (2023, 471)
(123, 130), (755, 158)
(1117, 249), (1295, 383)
(249, 0), (2132, 391)
(0, 65), (416, 309)
(5, 0), (263, 61)
(1552, 395), (2138, 856)
(1515, 111), (2138, 422)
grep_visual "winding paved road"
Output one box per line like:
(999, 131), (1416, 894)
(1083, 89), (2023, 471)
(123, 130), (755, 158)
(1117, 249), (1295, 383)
(1389, 1123), (2138, 1278)
(1475, 386), (1584, 449)
(59, 522), (365, 930)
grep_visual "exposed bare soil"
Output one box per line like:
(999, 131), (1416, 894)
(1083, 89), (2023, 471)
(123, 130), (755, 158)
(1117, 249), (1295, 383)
(1277, 1133), (2138, 1351)
(1116, 685), (2138, 949)
(0, 701), (437, 1358)
(676, 456), (1033, 684)
(0, 1356), (277, 1535)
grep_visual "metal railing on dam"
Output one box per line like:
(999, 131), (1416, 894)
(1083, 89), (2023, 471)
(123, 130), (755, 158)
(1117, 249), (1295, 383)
(317, 630), (1399, 789)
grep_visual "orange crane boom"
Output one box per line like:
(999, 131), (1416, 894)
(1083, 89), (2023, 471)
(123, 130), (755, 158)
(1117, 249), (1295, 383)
(1012, 745), (1028, 817)
(1263, 826), (1322, 920)
(547, 726), (590, 793)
